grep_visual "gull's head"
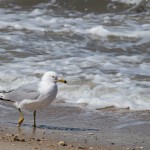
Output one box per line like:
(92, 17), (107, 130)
(42, 71), (67, 84)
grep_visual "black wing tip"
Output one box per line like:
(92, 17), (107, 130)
(0, 97), (15, 102)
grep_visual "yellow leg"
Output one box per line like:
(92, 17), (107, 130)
(18, 108), (24, 127)
(33, 110), (36, 128)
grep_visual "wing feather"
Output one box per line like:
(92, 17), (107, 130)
(1, 83), (40, 102)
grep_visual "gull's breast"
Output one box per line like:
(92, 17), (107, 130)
(17, 84), (58, 110)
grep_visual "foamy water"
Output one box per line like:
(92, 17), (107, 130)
(0, 0), (149, 110)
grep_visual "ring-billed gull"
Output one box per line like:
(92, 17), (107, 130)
(0, 71), (67, 127)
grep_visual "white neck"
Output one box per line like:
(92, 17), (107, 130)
(38, 80), (56, 95)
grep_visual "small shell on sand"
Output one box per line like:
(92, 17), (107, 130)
(58, 140), (67, 146)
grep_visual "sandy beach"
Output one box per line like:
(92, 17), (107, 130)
(0, 105), (150, 150)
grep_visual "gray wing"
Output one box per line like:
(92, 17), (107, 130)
(1, 83), (40, 102)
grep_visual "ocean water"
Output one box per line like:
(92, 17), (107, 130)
(0, 0), (150, 110)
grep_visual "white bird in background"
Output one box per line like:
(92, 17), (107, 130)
(0, 71), (67, 127)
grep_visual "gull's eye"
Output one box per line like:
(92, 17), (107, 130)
(52, 76), (55, 78)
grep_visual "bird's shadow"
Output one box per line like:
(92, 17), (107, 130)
(8, 122), (98, 132)
(38, 124), (99, 132)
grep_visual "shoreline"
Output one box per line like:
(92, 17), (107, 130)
(0, 105), (150, 150)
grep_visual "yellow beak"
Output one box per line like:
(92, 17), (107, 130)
(57, 79), (67, 83)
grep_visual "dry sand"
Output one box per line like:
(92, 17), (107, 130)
(0, 104), (150, 150)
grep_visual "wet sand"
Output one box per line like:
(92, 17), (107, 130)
(0, 104), (150, 150)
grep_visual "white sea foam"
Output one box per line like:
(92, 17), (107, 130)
(87, 25), (150, 39)
(111, 0), (143, 5)
(58, 79), (150, 110)
(1, 50), (149, 111)
(88, 26), (110, 37)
